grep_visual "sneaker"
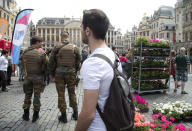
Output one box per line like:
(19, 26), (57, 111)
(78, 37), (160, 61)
(181, 91), (188, 94)
(174, 89), (177, 93)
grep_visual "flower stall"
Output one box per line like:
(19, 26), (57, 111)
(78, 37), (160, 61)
(132, 37), (170, 94)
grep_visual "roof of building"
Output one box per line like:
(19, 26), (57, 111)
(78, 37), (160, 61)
(153, 6), (175, 19)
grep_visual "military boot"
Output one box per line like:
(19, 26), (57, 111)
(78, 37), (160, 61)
(58, 111), (67, 123)
(72, 109), (78, 120)
(22, 109), (30, 121)
(32, 110), (39, 123)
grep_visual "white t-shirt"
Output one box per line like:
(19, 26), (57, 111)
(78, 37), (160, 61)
(81, 48), (122, 131)
(0, 56), (8, 71)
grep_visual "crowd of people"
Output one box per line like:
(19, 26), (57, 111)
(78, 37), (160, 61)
(0, 9), (191, 131)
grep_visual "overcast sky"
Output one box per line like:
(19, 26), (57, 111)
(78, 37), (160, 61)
(16, 0), (177, 34)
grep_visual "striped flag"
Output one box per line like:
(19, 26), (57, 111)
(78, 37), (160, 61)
(11, 9), (33, 64)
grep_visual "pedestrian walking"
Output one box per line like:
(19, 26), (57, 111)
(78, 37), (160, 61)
(165, 50), (178, 88)
(0, 50), (9, 92)
(125, 49), (133, 80)
(174, 47), (190, 94)
(48, 31), (81, 123)
(120, 53), (127, 76)
(75, 9), (123, 131)
(22, 36), (48, 122)
(6, 54), (13, 85)
(112, 46), (119, 57)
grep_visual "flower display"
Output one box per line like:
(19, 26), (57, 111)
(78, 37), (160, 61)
(133, 94), (149, 113)
(153, 101), (192, 122)
(133, 112), (192, 131)
(134, 37), (170, 48)
(134, 112), (150, 131)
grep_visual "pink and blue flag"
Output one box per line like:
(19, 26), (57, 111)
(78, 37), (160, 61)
(11, 9), (33, 64)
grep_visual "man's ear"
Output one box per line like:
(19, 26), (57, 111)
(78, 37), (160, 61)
(85, 27), (91, 36)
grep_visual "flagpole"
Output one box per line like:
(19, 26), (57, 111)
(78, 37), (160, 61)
(9, 9), (34, 54)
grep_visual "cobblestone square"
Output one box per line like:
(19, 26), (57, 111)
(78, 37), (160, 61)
(0, 76), (192, 130)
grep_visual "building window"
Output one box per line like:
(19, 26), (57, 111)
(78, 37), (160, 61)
(177, 14), (179, 22)
(190, 32), (192, 41)
(191, 12), (192, 20)
(3, 0), (5, 8)
(43, 29), (45, 35)
(185, 32), (188, 42)
(143, 32), (145, 36)
(167, 33), (170, 39)
(0, 11), (1, 17)
(147, 31), (149, 36)
(4, 13), (6, 19)
(186, 14), (188, 22)
(52, 35), (54, 41)
(47, 35), (50, 41)
(47, 28), (50, 34)
(52, 28), (54, 34)
(38, 29), (41, 34)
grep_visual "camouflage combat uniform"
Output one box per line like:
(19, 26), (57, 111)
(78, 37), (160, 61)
(22, 46), (48, 111)
(48, 40), (81, 113)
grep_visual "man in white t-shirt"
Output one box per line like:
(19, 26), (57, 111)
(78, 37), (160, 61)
(75, 9), (122, 131)
(0, 50), (9, 92)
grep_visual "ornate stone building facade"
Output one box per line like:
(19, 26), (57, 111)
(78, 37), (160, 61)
(0, 0), (18, 41)
(151, 6), (175, 42)
(36, 17), (123, 52)
(123, 31), (132, 52)
(174, 0), (192, 55)
(137, 15), (151, 40)
(36, 18), (82, 50)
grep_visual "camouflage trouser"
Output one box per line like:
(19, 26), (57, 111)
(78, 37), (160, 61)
(23, 75), (45, 111)
(55, 68), (77, 113)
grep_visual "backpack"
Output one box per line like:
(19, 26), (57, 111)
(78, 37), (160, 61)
(92, 54), (135, 131)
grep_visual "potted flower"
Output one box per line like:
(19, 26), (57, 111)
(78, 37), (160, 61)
(133, 94), (149, 113)
(134, 112), (150, 131)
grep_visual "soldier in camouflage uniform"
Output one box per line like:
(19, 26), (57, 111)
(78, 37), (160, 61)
(48, 31), (81, 123)
(22, 36), (48, 123)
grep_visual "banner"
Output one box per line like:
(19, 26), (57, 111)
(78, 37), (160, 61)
(0, 18), (8, 39)
(11, 9), (33, 64)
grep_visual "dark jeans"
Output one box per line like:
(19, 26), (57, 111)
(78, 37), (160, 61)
(0, 70), (7, 91)
(7, 66), (12, 85)
(165, 75), (175, 84)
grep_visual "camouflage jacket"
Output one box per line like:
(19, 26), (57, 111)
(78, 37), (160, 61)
(22, 46), (48, 77)
(48, 40), (81, 77)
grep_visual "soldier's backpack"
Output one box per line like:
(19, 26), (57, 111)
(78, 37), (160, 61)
(92, 54), (135, 131)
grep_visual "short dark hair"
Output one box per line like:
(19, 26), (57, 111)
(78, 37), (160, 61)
(82, 9), (109, 40)
(112, 46), (116, 51)
(31, 36), (43, 45)
(2, 50), (8, 55)
(61, 31), (69, 38)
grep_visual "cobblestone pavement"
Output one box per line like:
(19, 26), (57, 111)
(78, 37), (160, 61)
(0, 76), (192, 131)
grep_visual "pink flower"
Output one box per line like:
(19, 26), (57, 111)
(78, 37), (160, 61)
(132, 97), (136, 101)
(158, 113), (162, 116)
(161, 115), (167, 122)
(146, 102), (149, 105)
(136, 94), (140, 100)
(152, 114), (159, 120)
(170, 117), (175, 122)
